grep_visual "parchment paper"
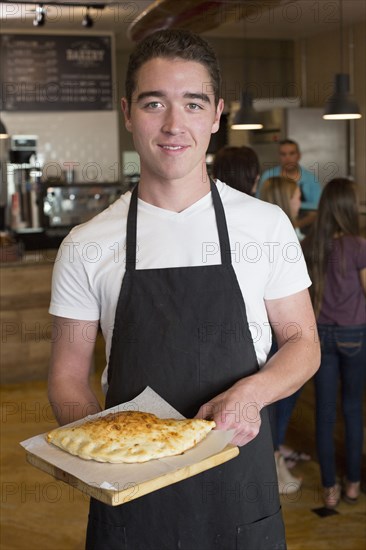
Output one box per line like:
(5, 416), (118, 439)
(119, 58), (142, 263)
(20, 387), (235, 492)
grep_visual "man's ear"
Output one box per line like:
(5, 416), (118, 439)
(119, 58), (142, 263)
(211, 98), (225, 134)
(121, 98), (132, 132)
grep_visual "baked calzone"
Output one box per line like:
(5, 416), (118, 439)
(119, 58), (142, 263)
(46, 411), (216, 463)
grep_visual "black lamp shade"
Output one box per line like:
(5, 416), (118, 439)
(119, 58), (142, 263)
(323, 74), (362, 120)
(231, 92), (263, 130)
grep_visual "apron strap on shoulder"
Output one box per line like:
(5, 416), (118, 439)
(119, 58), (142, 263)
(210, 180), (232, 266)
(125, 184), (138, 270)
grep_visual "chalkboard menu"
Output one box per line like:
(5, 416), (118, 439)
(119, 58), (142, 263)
(1, 34), (113, 111)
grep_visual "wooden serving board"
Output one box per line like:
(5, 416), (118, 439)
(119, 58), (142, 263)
(26, 444), (239, 506)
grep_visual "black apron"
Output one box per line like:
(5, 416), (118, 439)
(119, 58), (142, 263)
(86, 181), (286, 550)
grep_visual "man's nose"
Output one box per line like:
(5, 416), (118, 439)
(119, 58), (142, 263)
(162, 107), (185, 134)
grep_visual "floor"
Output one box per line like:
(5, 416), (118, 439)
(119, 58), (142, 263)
(1, 370), (365, 550)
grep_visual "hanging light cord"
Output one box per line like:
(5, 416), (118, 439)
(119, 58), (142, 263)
(339, 0), (344, 73)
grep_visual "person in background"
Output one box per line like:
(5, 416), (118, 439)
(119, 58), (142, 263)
(260, 176), (311, 492)
(212, 145), (260, 195)
(302, 178), (366, 509)
(257, 139), (321, 230)
(260, 176), (304, 241)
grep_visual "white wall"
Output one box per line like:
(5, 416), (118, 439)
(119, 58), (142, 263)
(2, 110), (120, 183)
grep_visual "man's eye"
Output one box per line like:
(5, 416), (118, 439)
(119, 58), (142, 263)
(188, 103), (202, 110)
(145, 101), (162, 109)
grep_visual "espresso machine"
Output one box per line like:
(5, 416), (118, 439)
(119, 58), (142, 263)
(7, 135), (42, 230)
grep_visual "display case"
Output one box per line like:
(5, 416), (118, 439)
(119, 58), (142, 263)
(7, 181), (124, 251)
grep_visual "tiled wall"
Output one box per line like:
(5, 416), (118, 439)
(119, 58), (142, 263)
(2, 110), (120, 183)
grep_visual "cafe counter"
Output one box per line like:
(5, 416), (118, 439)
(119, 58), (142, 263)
(0, 250), (58, 383)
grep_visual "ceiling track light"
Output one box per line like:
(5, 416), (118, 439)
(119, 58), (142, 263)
(231, 92), (263, 130)
(323, 0), (361, 120)
(82, 7), (94, 28)
(33, 4), (46, 27)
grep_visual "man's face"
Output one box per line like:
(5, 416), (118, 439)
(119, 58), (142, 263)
(279, 144), (300, 171)
(122, 57), (223, 185)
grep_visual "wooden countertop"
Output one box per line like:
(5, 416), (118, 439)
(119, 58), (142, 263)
(0, 251), (56, 382)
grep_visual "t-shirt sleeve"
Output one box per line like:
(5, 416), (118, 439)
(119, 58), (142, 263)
(263, 208), (312, 300)
(49, 234), (100, 321)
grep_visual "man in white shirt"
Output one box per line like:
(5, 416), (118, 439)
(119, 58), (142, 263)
(48, 29), (320, 550)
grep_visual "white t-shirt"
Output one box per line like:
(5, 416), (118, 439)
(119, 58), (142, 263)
(50, 180), (311, 389)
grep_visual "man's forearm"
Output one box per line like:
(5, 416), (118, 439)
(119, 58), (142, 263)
(48, 378), (102, 426)
(196, 335), (319, 447)
(237, 336), (320, 412)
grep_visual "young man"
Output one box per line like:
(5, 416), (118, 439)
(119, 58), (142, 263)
(258, 139), (322, 212)
(48, 30), (320, 550)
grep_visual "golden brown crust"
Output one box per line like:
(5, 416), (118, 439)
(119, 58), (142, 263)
(46, 411), (215, 463)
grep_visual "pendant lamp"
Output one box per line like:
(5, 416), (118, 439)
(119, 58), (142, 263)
(323, 73), (361, 120)
(231, 92), (263, 130)
(323, 0), (361, 120)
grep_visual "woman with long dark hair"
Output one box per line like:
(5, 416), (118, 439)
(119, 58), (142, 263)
(303, 178), (366, 508)
(212, 146), (260, 196)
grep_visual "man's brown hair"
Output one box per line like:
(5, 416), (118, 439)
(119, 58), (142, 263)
(279, 139), (300, 153)
(125, 29), (222, 109)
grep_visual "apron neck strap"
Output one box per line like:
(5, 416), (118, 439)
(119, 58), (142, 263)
(125, 180), (232, 271)
(209, 179), (232, 266)
(125, 184), (138, 271)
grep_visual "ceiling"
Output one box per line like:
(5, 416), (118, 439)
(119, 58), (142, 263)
(0, 0), (365, 49)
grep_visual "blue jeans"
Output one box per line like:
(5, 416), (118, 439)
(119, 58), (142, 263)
(315, 324), (366, 488)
